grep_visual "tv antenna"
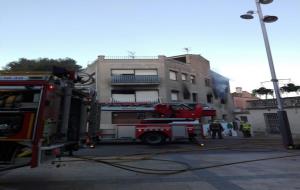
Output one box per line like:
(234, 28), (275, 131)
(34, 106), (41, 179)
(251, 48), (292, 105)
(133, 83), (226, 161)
(183, 47), (190, 54)
(128, 51), (135, 59)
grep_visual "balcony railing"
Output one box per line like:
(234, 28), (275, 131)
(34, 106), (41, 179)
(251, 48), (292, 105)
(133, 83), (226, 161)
(104, 56), (158, 60)
(247, 97), (300, 109)
(111, 75), (160, 85)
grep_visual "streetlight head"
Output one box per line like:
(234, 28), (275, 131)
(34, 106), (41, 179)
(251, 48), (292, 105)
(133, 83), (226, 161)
(247, 10), (255, 14)
(259, 0), (273, 4)
(240, 14), (254, 19)
(263, 15), (278, 23)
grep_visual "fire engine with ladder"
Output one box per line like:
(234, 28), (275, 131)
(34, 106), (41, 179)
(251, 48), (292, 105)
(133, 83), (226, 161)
(97, 102), (216, 145)
(0, 68), (94, 170)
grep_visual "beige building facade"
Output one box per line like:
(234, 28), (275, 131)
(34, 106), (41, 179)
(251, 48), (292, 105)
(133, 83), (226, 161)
(85, 54), (234, 125)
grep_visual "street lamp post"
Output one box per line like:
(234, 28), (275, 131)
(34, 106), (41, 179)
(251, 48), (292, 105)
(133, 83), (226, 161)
(241, 0), (294, 147)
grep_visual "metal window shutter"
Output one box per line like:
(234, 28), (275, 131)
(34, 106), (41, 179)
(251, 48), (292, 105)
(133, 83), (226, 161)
(111, 69), (134, 75)
(112, 94), (135, 102)
(136, 91), (158, 102)
(171, 92), (178, 101)
(135, 70), (157, 75)
(169, 71), (177, 80)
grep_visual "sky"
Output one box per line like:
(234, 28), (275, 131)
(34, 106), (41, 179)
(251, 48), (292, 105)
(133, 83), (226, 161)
(0, 0), (299, 92)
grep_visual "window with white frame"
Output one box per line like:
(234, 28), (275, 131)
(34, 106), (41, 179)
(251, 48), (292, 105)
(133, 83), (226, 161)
(171, 91), (179, 101)
(181, 73), (187, 81)
(135, 90), (159, 102)
(169, 70), (177, 80)
(190, 75), (196, 84)
(111, 90), (159, 103)
(112, 69), (158, 76)
(112, 94), (135, 102)
(111, 69), (134, 75)
(135, 69), (157, 75)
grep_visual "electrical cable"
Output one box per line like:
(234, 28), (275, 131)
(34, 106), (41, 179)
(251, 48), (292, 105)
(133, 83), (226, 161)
(0, 163), (30, 172)
(55, 156), (189, 175)
(52, 152), (300, 175)
(49, 139), (300, 175)
(188, 153), (300, 171)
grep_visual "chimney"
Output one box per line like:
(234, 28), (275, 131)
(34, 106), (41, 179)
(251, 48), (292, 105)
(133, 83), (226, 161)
(97, 55), (105, 61)
(236, 87), (242, 93)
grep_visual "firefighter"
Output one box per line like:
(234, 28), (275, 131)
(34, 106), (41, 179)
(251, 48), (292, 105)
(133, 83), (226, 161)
(209, 120), (224, 139)
(241, 121), (252, 137)
(227, 122), (233, 136)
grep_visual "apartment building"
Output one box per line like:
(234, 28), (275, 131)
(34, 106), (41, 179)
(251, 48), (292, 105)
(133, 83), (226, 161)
(85, 54), (234, 125)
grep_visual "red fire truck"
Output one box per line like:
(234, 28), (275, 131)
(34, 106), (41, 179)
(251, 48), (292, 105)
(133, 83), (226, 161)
(0, 69), (92, 169)
(97, 102), (216, 145)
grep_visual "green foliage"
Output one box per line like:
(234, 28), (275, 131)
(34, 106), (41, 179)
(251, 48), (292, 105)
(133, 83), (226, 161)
(3, 58), (81, 71)
(280, 83), (300, 93)
(252, 87), (273, 99)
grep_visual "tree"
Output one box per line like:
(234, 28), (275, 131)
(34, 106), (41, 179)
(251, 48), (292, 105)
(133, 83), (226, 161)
(3, 58), (81, 71)
(280, 83), (300, 94)
(252, 87), (274, 99)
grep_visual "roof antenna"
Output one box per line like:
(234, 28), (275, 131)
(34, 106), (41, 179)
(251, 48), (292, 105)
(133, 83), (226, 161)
(128, 51), (135, 59)
(183, 47), (190, 54)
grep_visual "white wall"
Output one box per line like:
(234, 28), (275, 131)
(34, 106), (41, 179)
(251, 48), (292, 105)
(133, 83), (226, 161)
(243, 108), (300, 138)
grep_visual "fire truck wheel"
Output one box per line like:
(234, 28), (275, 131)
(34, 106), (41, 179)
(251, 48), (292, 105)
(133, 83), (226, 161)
(142, 132), (166, 145)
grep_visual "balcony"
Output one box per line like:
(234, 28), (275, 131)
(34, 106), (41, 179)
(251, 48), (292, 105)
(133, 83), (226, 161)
(247, 97), (300, 109)
(111, 75), (160, 85)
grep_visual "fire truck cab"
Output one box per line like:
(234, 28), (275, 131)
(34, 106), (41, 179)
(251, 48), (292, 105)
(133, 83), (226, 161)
(0, 70), (91, 168)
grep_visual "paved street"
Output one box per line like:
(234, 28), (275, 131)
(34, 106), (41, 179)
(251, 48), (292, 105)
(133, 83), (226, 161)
(1, 138), (300, 190)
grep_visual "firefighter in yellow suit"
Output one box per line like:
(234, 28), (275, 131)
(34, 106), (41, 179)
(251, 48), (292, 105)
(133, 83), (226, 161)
(241, 121), (252, 138)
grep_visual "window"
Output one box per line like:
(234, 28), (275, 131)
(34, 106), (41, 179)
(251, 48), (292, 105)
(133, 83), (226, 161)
(111, 69), (134, 75)
(111, 89), (135, 102)
(171, 91), (179, 101)
(205, 78), (211, 87)
(181, 73), (187, 81)
(111, 90), (159, 103)
(135, 69), (157, 75)
(169, 71), (177, 80)
(182, 84), (190, 99)
(112, 69), (158, 77)
(190, 75), (196, 84)
(207, 93), (213, 103)
(135, 90), (159, 102)
(112, 94), (135, 102)
(221, 98), (226, 104)
(192, 93), (198, 102)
